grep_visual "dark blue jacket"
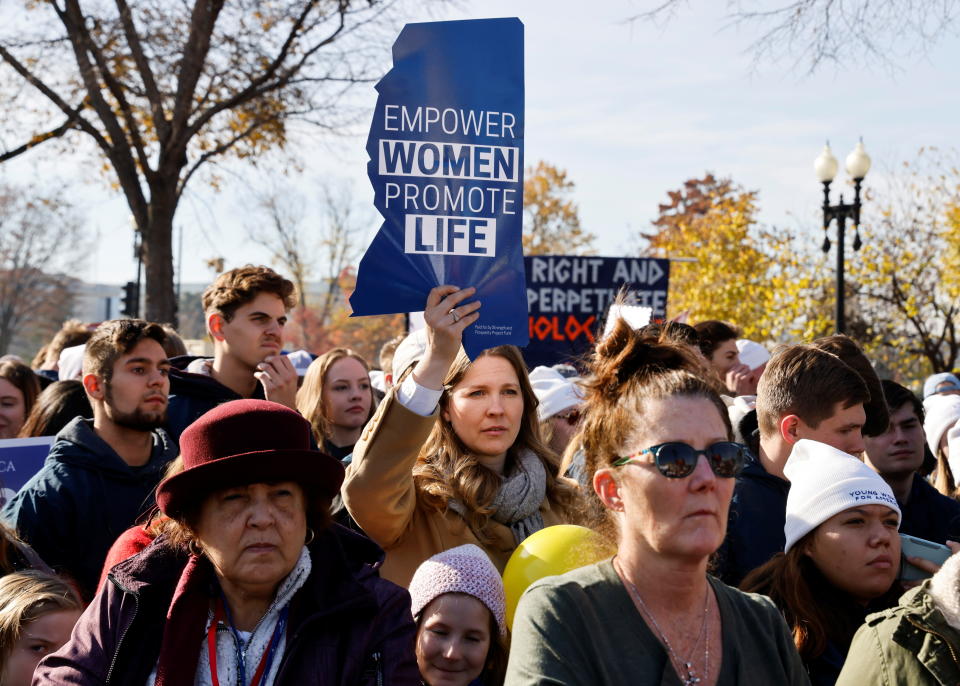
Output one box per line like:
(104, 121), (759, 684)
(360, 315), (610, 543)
(716, 453), (790, 586)
(1, 417), (177, 598)
(899, 475), (960, 544)
(166, 355), (265, 443)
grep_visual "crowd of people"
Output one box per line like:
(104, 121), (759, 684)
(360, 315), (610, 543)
(0, 263), (959, 685)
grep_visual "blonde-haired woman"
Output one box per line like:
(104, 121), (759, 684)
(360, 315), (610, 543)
(342, 285), (582, 586)
(0, 570), (82, 686)
(296, 347), (374, 461)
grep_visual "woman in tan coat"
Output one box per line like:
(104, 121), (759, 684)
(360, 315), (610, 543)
(342, 285), (582, 587)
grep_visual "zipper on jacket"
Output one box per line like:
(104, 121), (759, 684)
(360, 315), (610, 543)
(105, 577), (140, 685)
(373, 651), (383, 686)
(905, 615), (960, 670)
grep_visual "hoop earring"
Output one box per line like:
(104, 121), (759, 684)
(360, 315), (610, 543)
(304, 527), (315, 546)
(188, 540), (203, 557)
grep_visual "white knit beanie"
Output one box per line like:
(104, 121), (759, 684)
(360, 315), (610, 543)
(529, 366), (583, 422)
(736, 339), (771, 371)
(783, 439), (901, 553)
(924, 393), (960, 456)
(408, 544), (507, 636)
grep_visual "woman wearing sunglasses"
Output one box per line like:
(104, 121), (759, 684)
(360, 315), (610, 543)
(504, 322), (808, 686)
(741, 440), (903, 686)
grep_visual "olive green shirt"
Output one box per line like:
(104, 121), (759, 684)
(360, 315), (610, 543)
(505, 558), (810, 686)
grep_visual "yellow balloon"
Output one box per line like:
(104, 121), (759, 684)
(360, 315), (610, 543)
(503, 524), (615, 630)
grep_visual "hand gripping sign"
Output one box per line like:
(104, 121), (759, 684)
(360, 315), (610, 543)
(349, 18), (529, 359)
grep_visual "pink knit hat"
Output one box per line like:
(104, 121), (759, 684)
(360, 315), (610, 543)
(409, 544), (506, 636)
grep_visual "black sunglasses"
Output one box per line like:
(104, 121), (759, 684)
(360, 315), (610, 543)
(613, 441), (747, 479)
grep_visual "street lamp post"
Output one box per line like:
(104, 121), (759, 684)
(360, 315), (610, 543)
(813, 140), (871, 334)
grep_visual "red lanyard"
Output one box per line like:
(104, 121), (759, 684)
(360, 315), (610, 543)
(207, 597), (287, 686)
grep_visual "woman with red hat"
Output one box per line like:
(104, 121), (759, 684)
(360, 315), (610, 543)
(34, 399), (420, 685)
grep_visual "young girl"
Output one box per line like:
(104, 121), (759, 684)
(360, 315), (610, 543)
(742, 439), (903, 686)
(297, 347), (374, 461)
(409, 544), (508, 686)
(0, 570), (82, 686)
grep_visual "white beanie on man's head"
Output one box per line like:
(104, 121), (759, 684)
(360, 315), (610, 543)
(783, 439), (900, 553)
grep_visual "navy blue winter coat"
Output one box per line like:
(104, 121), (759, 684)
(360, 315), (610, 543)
(165, 355), (267, 444)
(715, 453), (790, 586)
(1, 417), (177, 598)
(899, 475), (960, 544)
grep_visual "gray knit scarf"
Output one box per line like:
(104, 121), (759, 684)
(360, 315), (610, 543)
(449, 449), (547, 545)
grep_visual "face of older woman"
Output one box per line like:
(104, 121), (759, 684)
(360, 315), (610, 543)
(194, 481), (307, 595)
(612, 395), (733, 560)
(805, 504), (900, 604)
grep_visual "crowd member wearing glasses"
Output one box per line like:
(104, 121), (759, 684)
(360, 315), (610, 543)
(342, 285), (582, 587)
(742, 440), (903, 686)
(504, 323), (807, 686)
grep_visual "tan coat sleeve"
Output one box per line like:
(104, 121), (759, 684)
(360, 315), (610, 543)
(341, 389), (437, 549)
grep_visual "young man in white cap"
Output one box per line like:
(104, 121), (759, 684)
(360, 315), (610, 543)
(864, 380), (960, 544)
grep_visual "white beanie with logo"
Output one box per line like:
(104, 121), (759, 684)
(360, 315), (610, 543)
(783, 439), (901, 553)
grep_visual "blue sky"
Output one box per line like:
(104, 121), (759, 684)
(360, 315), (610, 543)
(7, 1), (959, 285)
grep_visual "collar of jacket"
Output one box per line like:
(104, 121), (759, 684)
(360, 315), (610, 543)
(168, 355), (253, 401)
(881, 581), (960, 680)
(50, 416), (176, 477)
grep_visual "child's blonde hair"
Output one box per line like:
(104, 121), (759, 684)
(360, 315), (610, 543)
(0, 570), (82, 668)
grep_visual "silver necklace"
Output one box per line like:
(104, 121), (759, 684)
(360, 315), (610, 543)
(615, 557), (710, 686)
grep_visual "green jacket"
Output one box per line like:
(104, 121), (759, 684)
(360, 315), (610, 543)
(837, 583), (960, 685)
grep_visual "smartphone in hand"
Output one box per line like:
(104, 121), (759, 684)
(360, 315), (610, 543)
(900, 533), (952, 582)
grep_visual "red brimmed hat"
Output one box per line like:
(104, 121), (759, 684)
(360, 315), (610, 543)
(156, 399), (344, 518)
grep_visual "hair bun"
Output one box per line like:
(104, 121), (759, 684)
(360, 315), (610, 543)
(590, 318), (700, 399)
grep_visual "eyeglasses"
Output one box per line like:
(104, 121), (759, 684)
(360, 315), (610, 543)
(613, 441), (747, 479)
(553, 409), (581, 426)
